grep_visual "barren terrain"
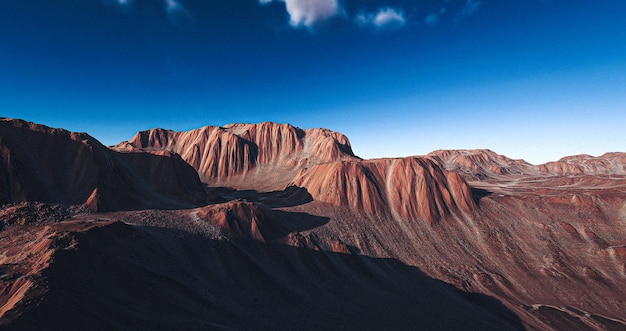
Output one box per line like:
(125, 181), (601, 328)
(1, 118), (625, 330)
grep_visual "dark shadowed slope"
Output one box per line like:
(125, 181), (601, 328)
(289, 149), (626, 330)
(0, 118), (206, 211)
(1, 216), (523, 331)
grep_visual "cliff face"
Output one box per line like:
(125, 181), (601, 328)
(0, 118), (205, 211)
(115, 122), (358, 190)
(290, 157), (477, 223)
(119, 122), (477, 223)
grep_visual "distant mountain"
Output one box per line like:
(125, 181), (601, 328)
(1, 118), (626, 330)
(116, 123), (477, 223)
(536, 152), (626, 175)
(429, 149), (626, 180)
(114, 122), (358, 191)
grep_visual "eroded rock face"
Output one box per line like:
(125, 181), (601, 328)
(429, 149), (626, 179)
(0, 118), (205, 211)
(119, 123), (478, 224)
(115, 122), (358, 190)
(428, 149), (536, 180)
(2, 118), (626, 330)
(290, 157), (477, 223)
(536, 153), (626, 175)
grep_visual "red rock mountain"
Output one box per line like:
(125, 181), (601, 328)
(429, 149), (536, 180)
(0, 118), (205, 211)
(116, 122), (479, 223)
(290, 157), (476, 223)
(536, 152), (626, 175)
(430, 149), (626, 179)
(114, 122), (358, 190)
(2, 118), (626, 330)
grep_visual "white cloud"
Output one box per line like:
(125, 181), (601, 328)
(163, 0), (192, 25)
(260, 0), (340, 28)
(105, 0), (191, 24)
(355, 7), (406, 30)
(164, 0), (184, 15)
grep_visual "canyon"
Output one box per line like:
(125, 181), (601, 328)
(1, 118), (625, 330)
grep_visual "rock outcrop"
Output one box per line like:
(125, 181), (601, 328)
(0, 118), (205, 211)
(290, 157), (477, 223)
(114, 122), (358, 190)
(429, 149), (626, 179)
(119, 123), (478, 223)
(536, 153), (626, 175)
(428, 149), (536, 180)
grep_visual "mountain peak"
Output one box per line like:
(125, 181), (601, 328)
(115, 122), (358, 190)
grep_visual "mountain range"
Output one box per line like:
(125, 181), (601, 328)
(1, 117), (625, 330)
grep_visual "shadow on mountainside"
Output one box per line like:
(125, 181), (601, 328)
(208, 185), (314, 208)
(4, 221), (525, 331)
(471, 187), (492, 204)
(263, 209), (330, 240)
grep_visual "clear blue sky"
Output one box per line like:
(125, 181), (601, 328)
(2, 0), (625, 164)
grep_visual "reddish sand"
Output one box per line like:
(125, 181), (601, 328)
(1, 118), (626, 330)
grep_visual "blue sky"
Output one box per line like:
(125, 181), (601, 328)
(2, 0), (625, 164)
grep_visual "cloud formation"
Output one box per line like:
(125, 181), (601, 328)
(105, 0), (190, 24)
(259, 0), (483, 31)
(163, 0), (192, 25)
(355, 7), (406, 30)
(261, 0), (340, 28)
(107, 0), (484, 31)
(164, 0), (180, 12)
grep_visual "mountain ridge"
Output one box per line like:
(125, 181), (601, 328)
(0, 118), (206, 212)
(1, 117), (626, 330)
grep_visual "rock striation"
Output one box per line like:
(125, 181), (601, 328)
(119, 122), (478, 223)
(428, 149), (536, 180)
(429, 149), (626, 180)
(114, 122), (358, 190)
(290, 157), (477, 223)
(536, 152), (626, 175)
(2, 117), (626, 330)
